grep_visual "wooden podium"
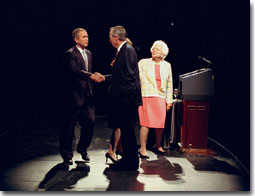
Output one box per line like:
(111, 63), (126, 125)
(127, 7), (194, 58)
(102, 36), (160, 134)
(180, 100), (216, 156)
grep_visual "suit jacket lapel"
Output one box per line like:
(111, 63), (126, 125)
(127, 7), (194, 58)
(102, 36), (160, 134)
(73, 46), (87, 71)
(118, 42), (127, 56)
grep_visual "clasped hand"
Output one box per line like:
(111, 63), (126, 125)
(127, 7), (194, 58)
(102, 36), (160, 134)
(90, 72), (105, 83)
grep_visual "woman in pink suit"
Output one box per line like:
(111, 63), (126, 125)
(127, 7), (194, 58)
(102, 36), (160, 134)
(138, 40), (173, 158)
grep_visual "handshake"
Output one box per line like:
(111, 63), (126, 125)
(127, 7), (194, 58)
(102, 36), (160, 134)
(80, 70), (110, 83)
(90, 72), (106, 83)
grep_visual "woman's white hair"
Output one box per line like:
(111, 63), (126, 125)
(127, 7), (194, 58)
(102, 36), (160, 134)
(150, 40), (169, 60)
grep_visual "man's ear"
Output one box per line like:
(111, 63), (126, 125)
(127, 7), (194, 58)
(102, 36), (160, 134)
(74, 37), (78, 44)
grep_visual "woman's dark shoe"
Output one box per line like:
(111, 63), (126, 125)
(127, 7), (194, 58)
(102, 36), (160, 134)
(153, 148), (166, 155)
(138, 152), (150, 159)
(105, 153), (118, 163)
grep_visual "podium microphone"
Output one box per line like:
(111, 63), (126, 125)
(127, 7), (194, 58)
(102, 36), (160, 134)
(198, 56), (212, 64)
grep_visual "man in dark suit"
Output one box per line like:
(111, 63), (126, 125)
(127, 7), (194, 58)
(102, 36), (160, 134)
(59, 28), (103, 165)
(106, 25), (142, 171)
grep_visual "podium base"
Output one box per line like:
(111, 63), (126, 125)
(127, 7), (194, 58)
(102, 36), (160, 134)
(181, 148), (216, 156)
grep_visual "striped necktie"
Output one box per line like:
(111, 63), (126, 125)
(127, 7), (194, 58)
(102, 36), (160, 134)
(110, 51), (118, 67)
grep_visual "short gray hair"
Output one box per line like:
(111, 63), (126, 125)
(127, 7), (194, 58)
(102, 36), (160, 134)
(72, 28), (86, 39)
(150, 40), (169, 60)
(110, 25), (127, 41)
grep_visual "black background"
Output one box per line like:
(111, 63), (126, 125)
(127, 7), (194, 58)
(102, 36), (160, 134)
(1, 0), (250, 171)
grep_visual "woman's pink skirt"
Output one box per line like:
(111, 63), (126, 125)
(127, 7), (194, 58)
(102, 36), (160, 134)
(138, 97), (166, 128)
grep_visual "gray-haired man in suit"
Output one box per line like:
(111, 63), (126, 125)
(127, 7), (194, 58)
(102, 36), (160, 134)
(97, 25), (142, 171)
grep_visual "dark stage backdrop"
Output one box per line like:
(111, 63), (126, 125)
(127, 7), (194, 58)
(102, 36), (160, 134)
(1, 0), (250, 171)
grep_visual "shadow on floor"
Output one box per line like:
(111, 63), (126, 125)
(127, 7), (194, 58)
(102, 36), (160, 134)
(103, 170), (144, 191)
(140, 155), (182, 181)
(37, 162), (90, 191)
(187, 156), (239, 174)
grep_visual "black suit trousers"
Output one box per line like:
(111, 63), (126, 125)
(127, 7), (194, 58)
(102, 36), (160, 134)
(59, 103), (95, 160)
(112, 94), (139, 164)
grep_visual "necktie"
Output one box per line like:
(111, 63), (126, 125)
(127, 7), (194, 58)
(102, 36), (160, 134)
(110, 51), (118, 67)
(82, 50), (88, 71)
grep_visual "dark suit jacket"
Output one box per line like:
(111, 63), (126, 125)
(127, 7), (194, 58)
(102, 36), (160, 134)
(110, 42), (142, 106)
(64, 46), (93, 106)
(109, 42), (141, 162)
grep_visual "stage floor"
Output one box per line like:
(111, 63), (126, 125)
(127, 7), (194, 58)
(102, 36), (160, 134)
(0, 115), (250, 191)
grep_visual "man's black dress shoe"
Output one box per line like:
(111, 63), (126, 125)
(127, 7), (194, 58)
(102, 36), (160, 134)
(63, 159), (73, 165)
(81, 152), (90, 162)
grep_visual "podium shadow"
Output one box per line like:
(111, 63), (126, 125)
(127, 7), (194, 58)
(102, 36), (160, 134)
(38, 161), (90, 191)
(186, 156), (241, 175)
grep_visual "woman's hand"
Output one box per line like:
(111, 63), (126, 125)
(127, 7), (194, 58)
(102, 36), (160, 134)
(166, 103), (173, 111)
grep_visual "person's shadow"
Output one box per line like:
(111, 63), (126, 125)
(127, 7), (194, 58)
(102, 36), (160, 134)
(140, 155), (183, 181)
(103, 168), (144, 191)
(37, 161), (90, 191)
